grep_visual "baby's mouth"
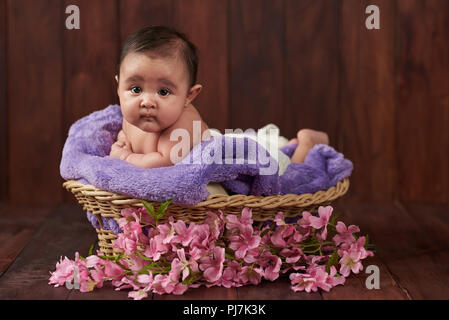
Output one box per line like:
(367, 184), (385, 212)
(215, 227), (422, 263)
(141, 114), (156, 121)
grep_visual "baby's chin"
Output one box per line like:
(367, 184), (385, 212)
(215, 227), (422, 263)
(136, 119), (168, 133)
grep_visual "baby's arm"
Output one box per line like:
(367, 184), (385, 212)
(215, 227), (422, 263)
(122, 129), (187, 168)
(110, 130), (133, 160)
(124, 151), (172, 168)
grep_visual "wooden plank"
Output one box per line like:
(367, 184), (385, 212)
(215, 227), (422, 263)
(62, 0), (120, 203)
(236, 275), (322, 300)
(0, 0), (7, 202)
(284, 0), (339, 141)
(396, 0), (449, 202)
(0, 205), (53, 276)
(0, 205), (96, 299)
(229, 0), (284, 131)
(154, 286), (237, 300)
(119, 0), (175, 43)
(174, 0), (229, 133)
(381, 250), (449, 299)
(333, 201), (434, 261)
(333, 201), (449, 299)
(7, 0), (63, 204)
(384, 203), (449, 299)
(321, 255), (409, 300)
(338, 0), (397, 202)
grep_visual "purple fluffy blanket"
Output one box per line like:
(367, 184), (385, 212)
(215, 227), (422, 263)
(60, 104), (353, 205)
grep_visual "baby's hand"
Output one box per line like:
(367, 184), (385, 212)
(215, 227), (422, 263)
(117, 130), (131, 149)
(110, 141), (132, 160)
(110, 130), (133, 160)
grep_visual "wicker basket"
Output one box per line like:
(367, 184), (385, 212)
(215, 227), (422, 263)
(63, 178), (350, 256)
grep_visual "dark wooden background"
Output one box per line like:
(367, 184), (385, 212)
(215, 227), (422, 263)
(0, 0), (448, 205)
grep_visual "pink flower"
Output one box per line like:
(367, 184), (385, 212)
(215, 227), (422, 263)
(243, 248), (260, 264)
(351, 236), (374, 260)
(239, 266), (263, 285)
(339, 249), (363, 277)
(274, 212), (285, 226)
(128, 289), (149, 300)
(308, 206), (333, 240)
(307, 265), (332, 292)
(49, 255), (78, 287)
(332, 221), (360, 245)
(152, 271), (188, 295)
(325, 266), (345, 289)
(221, 261), (242, 288)
(226, 207), (253, 231)
(270, 225), (295, 247)
(262, 254), (282, 281)
(173, 220), (196, 246)
(229, 224), (261, 259)
(157, 217), (176, 244)
(289, 272), (318, 293)
(190, 224), (212, 250)
(298, 211), (313, 227)
(172, 248), (199, 281)
(205, 210), (224, 240)
(280, 246), (303, 264)
(199, 246), (225, 283)
(104, 261), (125, 278)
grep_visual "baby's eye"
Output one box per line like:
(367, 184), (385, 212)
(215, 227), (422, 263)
(130, 86), (142, 94)
(158, 89), (171, 96)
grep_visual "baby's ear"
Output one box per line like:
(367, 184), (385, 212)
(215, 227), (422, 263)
(186, 84), (202, 105)
(115, 75), (119, 83)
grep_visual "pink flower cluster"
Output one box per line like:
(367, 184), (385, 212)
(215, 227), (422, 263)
(49, 205), (373, 299)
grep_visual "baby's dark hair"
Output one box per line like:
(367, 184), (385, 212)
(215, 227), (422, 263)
(118, 25), (199, 88)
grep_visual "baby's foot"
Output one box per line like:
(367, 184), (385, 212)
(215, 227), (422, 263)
(290, 129), (329, 163)
(297, 129), (329, 147)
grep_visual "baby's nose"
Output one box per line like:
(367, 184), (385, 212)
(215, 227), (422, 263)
(141, 94), (157, 109)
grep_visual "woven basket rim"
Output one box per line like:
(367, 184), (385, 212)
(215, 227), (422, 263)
(63, 177), (350, 209)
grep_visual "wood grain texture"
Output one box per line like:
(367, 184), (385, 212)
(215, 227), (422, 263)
(396, 0), (449, 203)
(7, 0), (63, 204)
(334, 201), (449, 299)
(339, 0), (397, 202)
(236, 275), (321, 300)
(284, 0), (339, 141)
(1, 203), (449, 299)
(62, 0), (120, 203)
(174, 0), (229, 132)
(119, 0), (176, 43)
(229, 0), (284, 132)
(0, 205), (94, 299)
(0, 0), (7, 203)
(0, 204), (53, 276)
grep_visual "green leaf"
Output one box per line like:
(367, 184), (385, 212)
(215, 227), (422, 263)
(137, 252), (154, 261)
(260, 228), (271, 238)
(364, 234), (370, 249)
(98, 254), (122, 261)
(225, 253), (235, 260)
(157, 199), (174, 219)
(326, 249), (339, 274)
(88, 244), (95, 256)
(182, 272), (201, 285)
(329, 212), (340, 226)
(141, 200), (157, 219)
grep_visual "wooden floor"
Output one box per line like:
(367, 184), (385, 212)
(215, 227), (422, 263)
(0, 200), (448, 300)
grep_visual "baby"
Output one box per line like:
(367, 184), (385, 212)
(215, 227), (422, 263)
(110, 26), (329, 168)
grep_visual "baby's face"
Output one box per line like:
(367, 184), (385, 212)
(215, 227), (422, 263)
(117, 51), (191, 133)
